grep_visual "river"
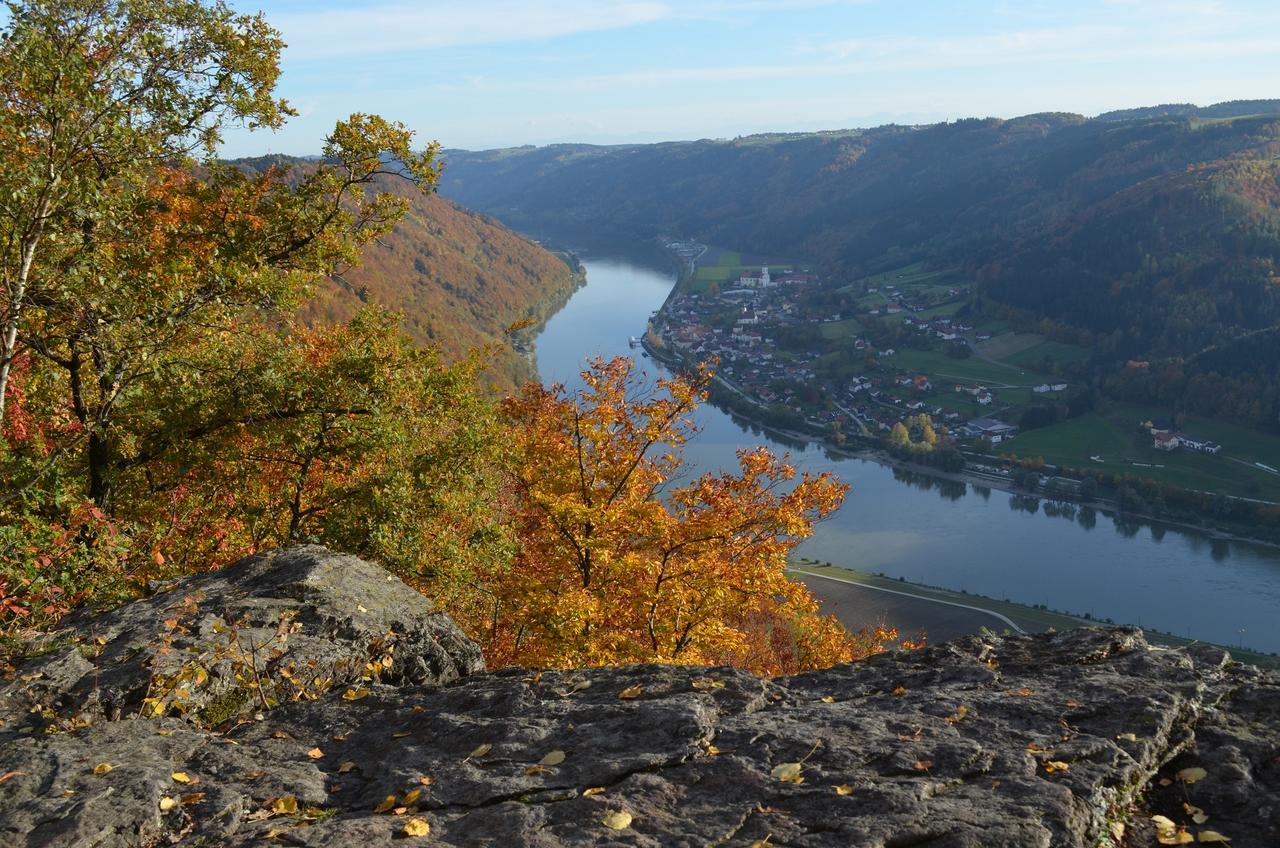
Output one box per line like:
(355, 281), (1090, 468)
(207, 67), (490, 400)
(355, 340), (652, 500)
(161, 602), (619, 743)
(533, 254), (1280, 654)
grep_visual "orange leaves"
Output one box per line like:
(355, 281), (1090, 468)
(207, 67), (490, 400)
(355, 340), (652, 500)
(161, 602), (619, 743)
(495, 356), (857, 676)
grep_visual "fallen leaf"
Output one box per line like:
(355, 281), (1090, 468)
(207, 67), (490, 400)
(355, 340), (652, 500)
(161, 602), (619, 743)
(913, 759), (933, 771)
(337, 761), (356, 774)
(526, 765), (549, 776)
(1160, 778), (1174, 786)
(1178, 766), (1208, 784)
(403, 818), (430, 837)
(618, 686), (644, 700)
(704, 744), (721, 756)
(1185, 803), (1209, 825)
(271, 731), (291, 739)
(403, 788), (423, 806)
(691, 677), (724, 691)
(771, 762), (804, 784)
(1110, 821), (1125, 841)
(418, 776), (434, 786)
(1116, 733), (1138, 742)
(820, 696), (835, 704)
(601, 809), (633, 830)
(582, 787), (605, 796)
(331, 734), (347, 742)
(467, 743), (492, 760)
(92, 763), (114, 776)
(307, 748), (324, 760)
(1157, 829), (1195, 845)
(244, 770), (266, 781)
(159, 797), (178, 812)
(156, 729), (175, 737)
(892, 686), (906, 696)
(264, 826), (291, 840)
(393, 806), (408, 815)
(171, 772), (194, 784)
(0, 771), (26, 784)
(373, 795), (397, 813)
(1044, 761), (1070, 773)
(180, 792), (205, 805)
(539, 750), (567, 766)
(393, 730), (412, 738)
(271, 796), (299, 815)
(833, 784), (853, 796)
(1014, 687), (1033, 697)
(1197, 831), (1231, 843)
(1152, 816), (1177, 830)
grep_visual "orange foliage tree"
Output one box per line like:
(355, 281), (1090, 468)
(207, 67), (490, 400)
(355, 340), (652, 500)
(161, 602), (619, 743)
(491, 357), (893, 675)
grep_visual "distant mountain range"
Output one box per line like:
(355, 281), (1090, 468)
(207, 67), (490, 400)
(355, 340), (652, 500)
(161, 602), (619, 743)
(439, 99), (1280, 369)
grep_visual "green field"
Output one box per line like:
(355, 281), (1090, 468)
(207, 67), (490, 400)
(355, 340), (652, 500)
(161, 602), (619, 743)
(998, 401), (1280, 500)
(892, 348), (1030, 385)
(1003, 340), (1092, 369)
(818, 317), (864, 340)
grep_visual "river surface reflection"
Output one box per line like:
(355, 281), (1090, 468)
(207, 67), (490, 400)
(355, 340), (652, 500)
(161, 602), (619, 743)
(533, 254), (1280, 653)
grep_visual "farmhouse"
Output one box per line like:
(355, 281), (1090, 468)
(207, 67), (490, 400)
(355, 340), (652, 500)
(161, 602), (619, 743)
(1154, 432), (1180, 451)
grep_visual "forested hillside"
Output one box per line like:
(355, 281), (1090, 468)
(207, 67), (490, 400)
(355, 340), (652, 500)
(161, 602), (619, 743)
(236, 158), (582, 387)
(441, 102), (1280, 391)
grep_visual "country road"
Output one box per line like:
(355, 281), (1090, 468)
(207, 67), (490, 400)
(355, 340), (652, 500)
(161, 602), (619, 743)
(798, 570), (1023, 645)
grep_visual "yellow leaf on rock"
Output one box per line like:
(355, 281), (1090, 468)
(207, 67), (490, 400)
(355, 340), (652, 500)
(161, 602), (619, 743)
(1044, 761), (1070, 773)
(583, 787), (605, 796)
(1178, 766), (1208, 784)
(468, 743), (492, 760)
(159, 797), (178, 812)
(403, 818), (431, 837)
(92, 763), (113, 775)
(539, 750), (567, 766)
(1110, 822), (1125, 841)
(771, 762), (804, 784)
(619, 686), (643, 700)
(337, 761), (356, 773)
(833, 784), (853, 796)
(342, 687), (369, 701)
(1157, 830), (1195, 845)
(820, 696), (835, 704)
(601, 809), (633, 830)
(307, 748), (323, 760)
(374, 795), (397, 813)
(892, 686), (906, 696)
(1185, 803), (1209, 825)
(1198, 831), (1231, 843)
(1116, 733), (1138, 742)
(271, 796), (298, 814)
(418, 776), (434, 786)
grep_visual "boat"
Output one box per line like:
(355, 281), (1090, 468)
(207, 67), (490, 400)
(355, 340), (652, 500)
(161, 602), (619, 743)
(629, 336), (641, 348)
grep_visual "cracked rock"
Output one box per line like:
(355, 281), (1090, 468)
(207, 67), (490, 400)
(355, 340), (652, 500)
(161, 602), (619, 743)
(0, 548), (1276, 847)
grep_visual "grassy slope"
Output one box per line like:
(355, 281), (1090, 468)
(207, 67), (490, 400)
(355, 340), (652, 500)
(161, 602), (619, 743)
(998, 401), (1280, 500)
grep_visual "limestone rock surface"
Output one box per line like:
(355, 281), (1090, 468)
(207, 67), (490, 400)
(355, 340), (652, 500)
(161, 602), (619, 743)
(0, 547), (1276, 848)
(0, 545), (482, 726)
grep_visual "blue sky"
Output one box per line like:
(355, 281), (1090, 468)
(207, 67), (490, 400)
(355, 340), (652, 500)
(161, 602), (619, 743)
(219, 0), (1280, 157)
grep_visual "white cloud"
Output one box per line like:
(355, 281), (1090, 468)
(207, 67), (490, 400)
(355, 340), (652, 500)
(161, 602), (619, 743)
(272, 1), (673, 60)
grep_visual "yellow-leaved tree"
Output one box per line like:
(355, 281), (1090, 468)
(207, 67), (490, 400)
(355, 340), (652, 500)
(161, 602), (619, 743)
(490, 357), (894, 676)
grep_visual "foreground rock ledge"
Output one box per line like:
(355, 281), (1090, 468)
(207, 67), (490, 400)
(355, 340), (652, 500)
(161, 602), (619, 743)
(0, 548), (1276, 847)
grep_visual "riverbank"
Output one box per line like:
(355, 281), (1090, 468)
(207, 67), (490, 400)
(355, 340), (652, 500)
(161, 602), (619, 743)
(643, 329), (1280, 551)
(791, 559), (1280, 668)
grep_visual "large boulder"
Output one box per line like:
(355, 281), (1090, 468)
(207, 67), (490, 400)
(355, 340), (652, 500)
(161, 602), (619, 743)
(0, 549), (1276, 847)
(0, 545), (483, 728)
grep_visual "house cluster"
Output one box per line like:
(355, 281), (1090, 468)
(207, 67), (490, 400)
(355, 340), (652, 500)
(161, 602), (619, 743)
(1143, 418), (1222, 454)
(897, 315), (974, 342)
(652, 261), (1024, 450)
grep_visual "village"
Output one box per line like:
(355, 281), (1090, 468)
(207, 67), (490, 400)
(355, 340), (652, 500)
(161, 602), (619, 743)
(648, 258), (1032, 449)
(648, 247), (1239, 484)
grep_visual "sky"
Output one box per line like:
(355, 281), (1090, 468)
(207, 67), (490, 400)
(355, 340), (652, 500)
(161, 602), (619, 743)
(218, 0), (1280, 157)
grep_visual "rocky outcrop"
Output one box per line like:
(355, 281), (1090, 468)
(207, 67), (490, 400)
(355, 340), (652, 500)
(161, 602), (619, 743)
(0, 548), (1276, 847)
(0, 546), (482, 726)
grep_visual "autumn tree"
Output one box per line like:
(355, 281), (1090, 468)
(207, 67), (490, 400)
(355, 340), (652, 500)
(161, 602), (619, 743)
(494, 357), (890, 676)
(889, 421), (911, 450)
